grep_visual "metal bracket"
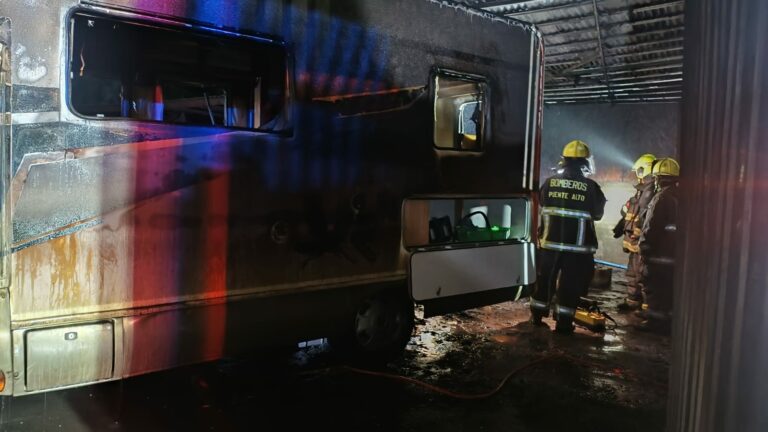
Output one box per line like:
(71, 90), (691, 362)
(591, 0), (613, 101)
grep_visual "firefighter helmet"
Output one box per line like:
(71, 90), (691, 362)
(562, 140), (591, 158)
(632, 153), (657, 179)
(652, 158), (680, 176)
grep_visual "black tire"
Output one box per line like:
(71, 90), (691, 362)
(332, 289), (415, 363)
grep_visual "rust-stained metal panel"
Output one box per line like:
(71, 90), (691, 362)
(24, 322), (114, 391)
(668, 0), (768, 430)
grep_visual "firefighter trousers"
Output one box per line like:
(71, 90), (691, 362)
(625, 252), (645, 303)
(643, 262), (674, 319)
(531, 249), (595, 324)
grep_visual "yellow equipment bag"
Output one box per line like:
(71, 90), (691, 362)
(574, 308), (607, 333)
(574, 297), (613, 333)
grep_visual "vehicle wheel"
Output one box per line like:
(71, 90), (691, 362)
(334, 289), (415, 363)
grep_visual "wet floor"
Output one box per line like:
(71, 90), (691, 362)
(0, 269), (669, 432)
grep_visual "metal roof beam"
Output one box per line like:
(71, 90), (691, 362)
(545, 78), (683, 92)
(481, 0), (683, 17)
(550, 56), (684, 75)
(545, 90), (682, 101)
(568, 63), (684, 78)
(605, 36), (684, 51)
(552, 46), (685, 69)
(546, 97), (681, 104)
(545, 96), (681, 100)
(547, 72), (684, 89)
(547, 72), (683, 88)
(601, 70), (682, 81)
(546, 66), (682, 85)
(473, 0), (536, 10)
(606, 45), (684, 61)
(532, 7), (626, 28)
(548, 51), (601, 75)
(546, 65), (684, 83)
(545, 92), (683, 102)
(546, 89), (683, 99)
(540, 13), (684, 39)
(632, 0), (685, 14)
(548, 57), (599, 68)
(545, 37), (684, 60)
(545, 85), (683, 97)
(483, 1), (593, 17)
(545, 26), (685, 50)
(530, 1), (684, 29)
(546, 82), (682, 93)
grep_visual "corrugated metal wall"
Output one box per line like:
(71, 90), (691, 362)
(668, 0), (768, 431)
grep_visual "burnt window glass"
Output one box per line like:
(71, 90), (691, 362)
(69, 11), (289, 131)
(433, 72), (486, 151)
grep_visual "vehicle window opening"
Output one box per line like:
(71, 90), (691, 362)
(69, 11), (288, 131)
(433, 72), (487, 151)
(403, 198), (528, 248)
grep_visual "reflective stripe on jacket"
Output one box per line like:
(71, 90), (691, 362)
(620, 177), (656, 252)
(540, 207), (597, 253)
(530, 299), (549, 312)
(539, 167), (607, 254)
(555, 304), (576, 319)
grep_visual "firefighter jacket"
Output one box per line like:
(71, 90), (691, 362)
(539, 166), (607, 254)
(613, 176), (656, 253)
(639, 180), (678, 266)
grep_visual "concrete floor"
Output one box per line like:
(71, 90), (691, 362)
(0, 269), (670, 432)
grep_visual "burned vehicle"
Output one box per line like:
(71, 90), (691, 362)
(0, 0), (542, 395)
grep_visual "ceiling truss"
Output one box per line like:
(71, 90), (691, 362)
(459, 0), (685, 104)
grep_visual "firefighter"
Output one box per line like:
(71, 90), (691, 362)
(612, 154), (657, 312)
(530, 140), (607, 334)
(636, 158), (679, 334)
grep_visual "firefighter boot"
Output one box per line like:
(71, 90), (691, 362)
(554, 318), (575, 335)
(617, 298), (641, 312)
(529, 299), (550, 328)
(553, 304), (576, 334)
(633, 303), (650, 319)
(634, 317), (670, 335)
(529, 311), (549, 328)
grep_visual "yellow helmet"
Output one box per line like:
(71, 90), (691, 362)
(652, 158), (680, 177)
(562, 140), (590, 158)
(632, 153), (657, 179)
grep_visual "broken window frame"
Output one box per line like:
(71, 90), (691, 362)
(431, 68), (488, 152)
(65, 8), (292, 133)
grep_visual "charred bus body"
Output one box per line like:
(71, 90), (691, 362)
(0, 0), (543, 395)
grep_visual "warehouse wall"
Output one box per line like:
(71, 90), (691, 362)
(668, 0), (768, 430)
(541, 103), (680, 265)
